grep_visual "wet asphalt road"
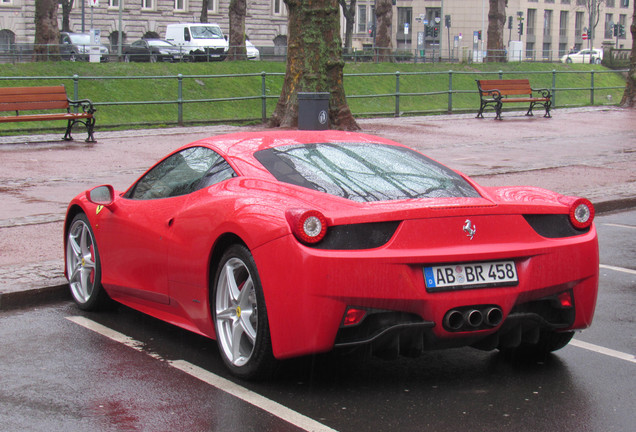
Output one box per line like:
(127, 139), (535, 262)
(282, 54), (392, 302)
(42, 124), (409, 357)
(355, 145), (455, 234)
(0, 209), (634, 432)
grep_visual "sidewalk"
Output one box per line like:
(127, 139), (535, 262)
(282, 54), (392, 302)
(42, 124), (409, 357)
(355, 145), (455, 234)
(1, 106), (635, 310)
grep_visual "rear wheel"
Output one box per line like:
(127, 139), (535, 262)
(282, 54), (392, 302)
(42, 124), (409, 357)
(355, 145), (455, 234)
(213, 245), (275, 380)
(66, 213), (111, 310)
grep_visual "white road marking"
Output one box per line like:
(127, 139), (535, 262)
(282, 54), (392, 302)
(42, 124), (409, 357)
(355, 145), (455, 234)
(603, 223), (636, 230)
(66, 316), (338, 432)
(599, 264), (636, 275)
(570, 339), (636, 364)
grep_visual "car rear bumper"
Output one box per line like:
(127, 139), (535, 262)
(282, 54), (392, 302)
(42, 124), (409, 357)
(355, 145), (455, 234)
(254, 218), (598, 360)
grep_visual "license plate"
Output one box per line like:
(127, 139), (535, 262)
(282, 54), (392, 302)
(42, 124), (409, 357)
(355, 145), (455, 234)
(424, 260), (518, 292)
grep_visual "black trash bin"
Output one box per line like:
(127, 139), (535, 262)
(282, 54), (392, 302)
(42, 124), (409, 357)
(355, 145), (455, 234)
(297, 92), (330, 130)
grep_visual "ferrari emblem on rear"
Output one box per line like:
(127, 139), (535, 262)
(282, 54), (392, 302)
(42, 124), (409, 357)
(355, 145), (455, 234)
(463, 219), (476, 240)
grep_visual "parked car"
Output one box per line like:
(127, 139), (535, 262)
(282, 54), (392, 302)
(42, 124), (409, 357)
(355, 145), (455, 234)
(165, 23), (228, 61)
(561, 48), (603, 64)
(60, 32), (109, 62)
(65, 130), (598, 380)
(246, 40), (260, 60)
(123, 39), (185, 62)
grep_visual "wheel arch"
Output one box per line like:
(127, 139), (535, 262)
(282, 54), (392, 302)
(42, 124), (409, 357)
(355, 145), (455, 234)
(208, 232), (248, 294)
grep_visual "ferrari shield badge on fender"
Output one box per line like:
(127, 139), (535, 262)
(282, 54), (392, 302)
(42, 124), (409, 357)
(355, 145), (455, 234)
(96, 205), (104, 215)
(463, 219), (476, 240)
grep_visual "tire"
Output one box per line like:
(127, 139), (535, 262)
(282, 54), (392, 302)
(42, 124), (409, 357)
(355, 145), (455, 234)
(501, 330), (575, 361)
(213, 244), (276, 380)
(69, 52), (77, 62)
(124, 54), (131, 63)
(65, 213), (111, 311)
(594, 58), (601, 64)
(150, 54), (158, 63)
(565, 58), (572, 64)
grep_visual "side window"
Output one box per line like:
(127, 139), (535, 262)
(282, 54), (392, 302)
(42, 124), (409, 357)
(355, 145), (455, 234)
(126, 147), (235, 200)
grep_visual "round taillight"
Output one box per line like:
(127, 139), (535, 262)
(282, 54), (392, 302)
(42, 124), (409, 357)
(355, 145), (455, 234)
(569, 198), (594, 229)
(286, 209), (328, 244)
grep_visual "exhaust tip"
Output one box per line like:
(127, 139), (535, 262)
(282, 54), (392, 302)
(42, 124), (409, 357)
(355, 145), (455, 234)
(443, 310), (464, 331)
(485, 307), (503, 327)
(464, 309), (484, 328)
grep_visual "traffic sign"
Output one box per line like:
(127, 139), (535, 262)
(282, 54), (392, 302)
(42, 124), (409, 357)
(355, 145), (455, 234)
(582, 33), (588, 40)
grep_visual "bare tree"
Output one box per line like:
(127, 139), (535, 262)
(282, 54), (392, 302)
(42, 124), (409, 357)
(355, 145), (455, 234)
(338, 0), (357, 54)
(226, 0), (247, 60)
(269, 0), (359, 130)
(579, 0), (606, 54)
(34, 0), (60, 61)
(619, 0), (635, 107)
(486, 0), (507, 62)
(59, 0), (74, 33)
(375, 0), (393, 62)
(200, 0), (209, 23)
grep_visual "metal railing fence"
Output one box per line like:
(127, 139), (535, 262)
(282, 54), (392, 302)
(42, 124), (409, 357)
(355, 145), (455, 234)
(0, 68), (627, 131)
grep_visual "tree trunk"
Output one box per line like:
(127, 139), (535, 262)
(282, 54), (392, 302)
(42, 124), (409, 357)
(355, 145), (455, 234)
(375, 0), (393, 62)
(486, 0), (506, 63)
(200, 0), (208, 23)
(339, 0), (357, 55)
(226, 0), (247, 60)
(269, 0), (359, 131)
(60, 0), (74, 33)
(34, 0), (60, 61)
(619, 0), (636, 107)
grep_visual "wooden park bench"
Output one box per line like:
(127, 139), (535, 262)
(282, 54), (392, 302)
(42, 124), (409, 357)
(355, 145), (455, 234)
(0, 85), (96, 142)
(476, 79), (552, 120)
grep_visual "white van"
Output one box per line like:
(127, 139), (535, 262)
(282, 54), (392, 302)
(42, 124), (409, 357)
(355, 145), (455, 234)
(165, 23), (228, 61)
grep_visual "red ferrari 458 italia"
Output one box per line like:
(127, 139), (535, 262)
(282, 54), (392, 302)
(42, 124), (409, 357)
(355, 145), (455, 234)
(64, 130), (598, 379)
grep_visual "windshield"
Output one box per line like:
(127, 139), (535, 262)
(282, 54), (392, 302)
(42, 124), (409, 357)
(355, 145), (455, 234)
(254, 143), (480, 202)
(69, 34), (91, 45)
(190, 26), (223, 39)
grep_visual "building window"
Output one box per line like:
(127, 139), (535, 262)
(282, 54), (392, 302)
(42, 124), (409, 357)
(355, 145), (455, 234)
(545, 0), (554, 3)
(605, 14), (614, 38)
(560, 0), (570, 4)
(620, 0), (629, 8)
(141, 0), (153, 10)
(358, 5), (367, 33)
(204, 0), (216, 13)
(575, 11), (584, 37)
(607, 0), (615, 7)
(273, 0), (286, 16)
(544, 9), (553, 37)
(0, 0), (13, 5)
(559, 10), (568, 37)
(174, 0), (186, 12)
(526, 42), (535, 60)
(527, 9), (536, 36)
(109, 0), (121, 7)
(576, 0), (586, 5)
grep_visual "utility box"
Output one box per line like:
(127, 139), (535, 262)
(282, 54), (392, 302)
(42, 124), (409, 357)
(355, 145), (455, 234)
(297, 92), (330, 130)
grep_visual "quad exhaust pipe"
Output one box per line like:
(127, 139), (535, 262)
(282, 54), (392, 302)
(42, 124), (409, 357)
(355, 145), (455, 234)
(443, 306), (503, 332)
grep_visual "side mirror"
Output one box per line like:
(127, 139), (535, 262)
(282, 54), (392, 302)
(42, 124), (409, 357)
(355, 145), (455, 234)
(86, 185), (115, 206)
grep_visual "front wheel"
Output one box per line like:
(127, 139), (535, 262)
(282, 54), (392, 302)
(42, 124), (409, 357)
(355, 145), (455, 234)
(213, 245), (275, 380)
(66, 213), (112, 310)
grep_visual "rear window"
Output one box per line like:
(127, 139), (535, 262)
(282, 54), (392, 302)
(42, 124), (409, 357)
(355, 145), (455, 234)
(254, 143), (479, 202)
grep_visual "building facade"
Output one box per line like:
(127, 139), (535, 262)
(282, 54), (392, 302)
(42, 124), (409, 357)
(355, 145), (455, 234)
(351, 0), (632, 61)
(0, 0), (632, 60)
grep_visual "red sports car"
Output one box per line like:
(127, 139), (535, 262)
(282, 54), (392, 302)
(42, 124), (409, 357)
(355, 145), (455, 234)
(64, 130), (598, 379)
